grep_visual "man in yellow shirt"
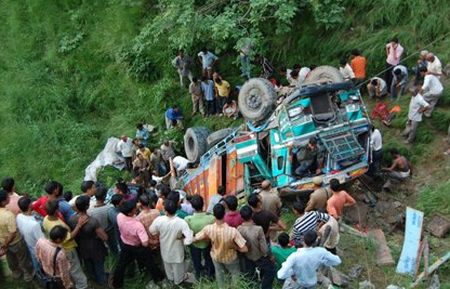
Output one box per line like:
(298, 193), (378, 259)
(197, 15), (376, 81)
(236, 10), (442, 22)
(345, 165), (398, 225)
(214, 77), (231, 115)
(0, 190), (34, 281)
(43, 199), (89, 289)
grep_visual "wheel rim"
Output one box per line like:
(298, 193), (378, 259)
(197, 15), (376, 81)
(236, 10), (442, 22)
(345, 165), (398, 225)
(247, 88), (262, 110)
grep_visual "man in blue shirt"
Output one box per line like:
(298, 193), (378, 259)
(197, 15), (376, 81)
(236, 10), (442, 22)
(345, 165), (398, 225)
(277, 231), (341, 289)
(165, 106), (184, 129)
(135, 123), (150, 147)
(201, 76), (216, 116)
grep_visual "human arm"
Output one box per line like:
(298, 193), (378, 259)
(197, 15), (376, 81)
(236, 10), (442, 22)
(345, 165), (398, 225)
(233, 230), (248, 253)
(193, 227), (209, 242)
(277, 253), (295, 280)
(181, 221), (194, 246)
(319, 225), (332, 247)
(69, 215), (89, 240)
(305, 194), (317, 212)
(258, 227), (269, 256)
(95, 227), (109, 242)
(344, 192), (356, 207)
(321, 249), (342, 267)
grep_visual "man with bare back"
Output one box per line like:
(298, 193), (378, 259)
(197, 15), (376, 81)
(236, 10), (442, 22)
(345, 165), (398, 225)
(382, 148), (411, 191)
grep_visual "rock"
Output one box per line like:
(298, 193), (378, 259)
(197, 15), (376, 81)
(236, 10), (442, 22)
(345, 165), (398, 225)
(348, 265), (364, 279)
(330, 267), (350, 287)
(359, 280), (375, 289)
(368, 229), (395, 265)
(427, 214), (450, 238)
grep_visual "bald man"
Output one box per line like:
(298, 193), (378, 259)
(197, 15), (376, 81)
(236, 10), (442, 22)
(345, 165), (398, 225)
(426, 53), (442, 78)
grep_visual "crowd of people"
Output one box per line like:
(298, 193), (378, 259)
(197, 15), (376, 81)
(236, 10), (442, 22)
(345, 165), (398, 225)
(1, 171), (355, 289)
(0, 38), (448, 289)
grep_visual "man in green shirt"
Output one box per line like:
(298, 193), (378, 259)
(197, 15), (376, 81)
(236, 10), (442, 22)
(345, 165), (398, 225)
(271, 232), (296, 271)
(185, 195), (215, 279)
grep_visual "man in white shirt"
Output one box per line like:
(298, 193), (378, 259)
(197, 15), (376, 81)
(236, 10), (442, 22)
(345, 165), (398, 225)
(369, 126), (383, 176)
(403, 90), (429, 144)
(419, 67), (443, 117)
(339, 58), (355, 81)
(298, 66), (311, 85)
(117, 135), (134, 171)
(198, 47), (218, 79)
(426, 53), (442, 79)
(367, 77), (387, 98)
(150, 199), (194, 285)
(172, 156), (190, 175)
(16, 196), (44, 273)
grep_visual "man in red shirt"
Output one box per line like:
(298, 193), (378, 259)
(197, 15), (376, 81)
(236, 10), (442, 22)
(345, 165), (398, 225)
(33, 181), (74, 222)
(223, 196), (243, 228)
(326, 179), (356, 220)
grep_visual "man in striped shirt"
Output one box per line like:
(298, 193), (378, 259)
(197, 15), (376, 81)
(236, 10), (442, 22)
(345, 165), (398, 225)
(194, 203), (248, 288)
(291, 201), (330, 247)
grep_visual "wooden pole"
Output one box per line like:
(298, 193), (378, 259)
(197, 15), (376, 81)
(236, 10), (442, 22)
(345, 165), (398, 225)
(411, 251), (450, 288)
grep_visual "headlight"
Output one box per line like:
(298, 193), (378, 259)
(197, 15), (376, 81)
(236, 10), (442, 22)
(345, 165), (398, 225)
(288, 106), (304, 118)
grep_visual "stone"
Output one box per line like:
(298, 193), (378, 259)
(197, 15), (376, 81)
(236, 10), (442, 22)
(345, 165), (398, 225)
(348, 265), (364, 279)
(427, 214), (450, 238)
(359, 280), (375, 289)
(330, 267), (350, 287)
(368, 229), (395, 265)
(428, 273), (440, 289)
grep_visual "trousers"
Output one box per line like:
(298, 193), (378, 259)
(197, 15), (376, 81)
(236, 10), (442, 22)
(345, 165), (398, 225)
(6, 239), (34, 281)
(212, 258), (240, 288)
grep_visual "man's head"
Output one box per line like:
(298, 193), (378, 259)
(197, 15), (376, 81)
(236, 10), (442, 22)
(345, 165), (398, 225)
(290, 70), (299, 79)
(49, 225), (69, 244)
(278, 232), (290, 248)
(419, 66), (428, 76)
(167, 190), (180, 206)
(391, 37), (399, 44)
(45, 181), (63, 197)
(217, 186), (226, 196)
(81, 180), (96, 196)
(308, 137), (317, 149)
(247, 193), (261, 210)
(303, 230), (318, 247)
(164, 199), (177, 216)
(351, 49), (361, 57)
(115, 180), (129, 195)
(329, 178), (341, 192)
(111, 194), (124, 208)
(173, 106), (180, 113)
(292, 201), (305, 216)
(224, 195), (238, 212)
(312, 176), (323, 187)
(420, 50), (429, 60)
(239, 205), (253, 221)
(75, 195), (91, 213)
(190, 195), (204, 212)
(95, 186), (107, 204)
(339, 57), (347, 67)
(1, 177), (15, 193)
(0, 190), (9, 207)
(371, 78), (379, 86)
(201, 47), (208, 53)
(390, 148), (400, 157)
(192, 76), (198, 83)
(120, 135), (128, 142)
(394, 68), (402, 75)
(214, 77), (222, 85)
(137, 153), (144, 161)
(45, 199), (59, 216)
(138, 194), (151, 209)
(426, 52), (435, 63)
(213, 203), (226, 220)
(261, 180), (272, 190)
(178, 49), (184, 57)
(18, 196), (32, 213)
(64, 191), (73, 202)
(120, 200), (137, 216)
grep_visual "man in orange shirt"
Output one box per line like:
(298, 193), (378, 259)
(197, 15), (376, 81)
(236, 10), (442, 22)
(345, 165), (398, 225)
(326, 179), (356, 220)
(350, 49), (367, 85)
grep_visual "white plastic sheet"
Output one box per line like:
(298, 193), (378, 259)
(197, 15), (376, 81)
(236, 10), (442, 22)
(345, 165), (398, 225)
(84, 137), (125, 181)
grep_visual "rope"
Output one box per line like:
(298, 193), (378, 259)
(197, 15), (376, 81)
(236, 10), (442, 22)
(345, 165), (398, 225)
(355, 31), (450, 89)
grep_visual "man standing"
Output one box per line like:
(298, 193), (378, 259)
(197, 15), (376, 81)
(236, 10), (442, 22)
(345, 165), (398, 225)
(198, 47), (218, 79)
(117, 135), (134, 171)
(413, 50), (429, 85)
(1, 177), (20, 216)
(214, 77), (231, 114)
(305, 176), (332, 212)
(201, 76), (216, 116)
(426, 52), (442, 78)
(291, 201), (329, 247)
(33, 180), (76, 223)
(223, 195), (243, 228)
(150, 199), (194, 285)
(172, 50), (193, 87)
(112, 200), (164, 288)
(350, 49), (367, 84)
(185, 195), (215, 280)
(16, 196), (44, 272)
(248, 194), (286, 240)
(207, 186), (226, 214)
(385, 37), (404, 88)
(258, 180), (282, 216)
(189, 77), (205, 116)
(194, 204), (248, 288)
(136, 123), (150, 147)
(35, 226), (74, 289)
(339, 57), (355, 82)
(69, 180), (97, 210)
(419, 67), (444, 117)
(238, 205), (276, 289)
(278, 231), (341, 289)
(390, 65), (408, 99)
(369, 126), (383, 176)
(160, 140), (176, 165)
(367, 77), (387, 99)
(403, 90), (429, 144)
(0, 190), (34, 282)
(326, 179), (356, 220)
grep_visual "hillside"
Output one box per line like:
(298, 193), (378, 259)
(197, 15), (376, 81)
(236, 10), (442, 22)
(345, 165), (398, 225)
(0, 0), (450, 288)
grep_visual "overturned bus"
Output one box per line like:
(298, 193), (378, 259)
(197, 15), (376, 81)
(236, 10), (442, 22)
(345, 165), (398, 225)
(179, 66), (371, 206)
